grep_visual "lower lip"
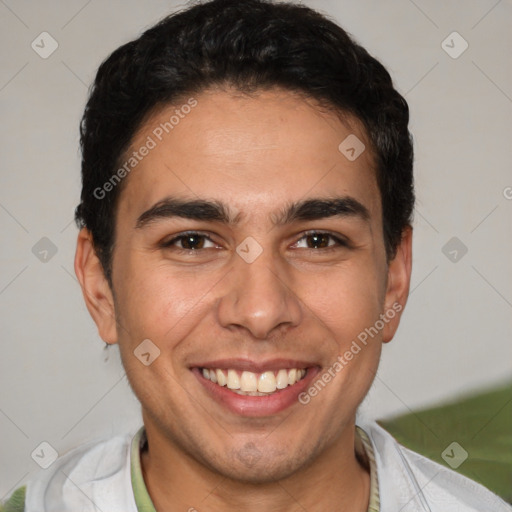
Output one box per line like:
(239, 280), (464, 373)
(192, 367), (321, 417)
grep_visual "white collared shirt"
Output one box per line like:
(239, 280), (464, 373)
(19, 421), (511, 512)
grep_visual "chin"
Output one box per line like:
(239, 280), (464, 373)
(213, 445), (311, 484)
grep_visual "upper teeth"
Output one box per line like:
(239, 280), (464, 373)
(202, 368), (307, 394)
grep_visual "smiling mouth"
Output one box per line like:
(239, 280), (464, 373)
(200, 367), (308, 396)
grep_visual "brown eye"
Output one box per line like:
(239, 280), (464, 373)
(161, 232), (216, 251)
(305, 233), (330, 249)
(294, 231), (348, 250)
(179, 234), (206, 250)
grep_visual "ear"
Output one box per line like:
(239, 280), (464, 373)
(382, 226), (413, 343)
(74, 228), (118, 344)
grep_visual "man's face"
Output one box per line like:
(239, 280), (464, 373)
(91, 88), (409, 482)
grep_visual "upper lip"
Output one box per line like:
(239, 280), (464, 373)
(191, 358), (319, 373)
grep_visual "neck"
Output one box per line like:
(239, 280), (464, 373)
(140, 420), (370, 512)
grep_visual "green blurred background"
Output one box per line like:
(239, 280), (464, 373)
(378, 380), (512, 503)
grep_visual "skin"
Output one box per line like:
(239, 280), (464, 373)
(75, 87), (412, 511)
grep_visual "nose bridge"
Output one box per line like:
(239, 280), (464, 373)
(216, 245), (302, 339)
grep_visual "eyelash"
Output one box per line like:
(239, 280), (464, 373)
(160, 230), (349, 253)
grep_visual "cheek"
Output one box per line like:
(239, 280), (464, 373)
(113, 256), (218, 345)
(304, 262), (385, 343)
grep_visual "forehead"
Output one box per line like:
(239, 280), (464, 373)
(117, 88), (381, 225)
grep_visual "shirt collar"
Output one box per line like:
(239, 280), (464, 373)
(130, 425), (380, 512)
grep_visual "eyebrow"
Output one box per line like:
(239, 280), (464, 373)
(135, 195), (370, 229)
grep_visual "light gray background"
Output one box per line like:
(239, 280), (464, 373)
(1, 0), (511, 499)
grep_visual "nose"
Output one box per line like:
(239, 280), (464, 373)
(216, 248), (303, 340)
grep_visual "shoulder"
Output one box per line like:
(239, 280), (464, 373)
(359, 420), (512, 512)
(18, 431), (138, 512)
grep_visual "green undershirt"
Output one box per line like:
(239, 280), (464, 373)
(131, 425), (380, 512)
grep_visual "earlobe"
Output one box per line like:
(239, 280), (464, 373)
(382, 226), (413, 343)
(74, 228), (118, 344)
